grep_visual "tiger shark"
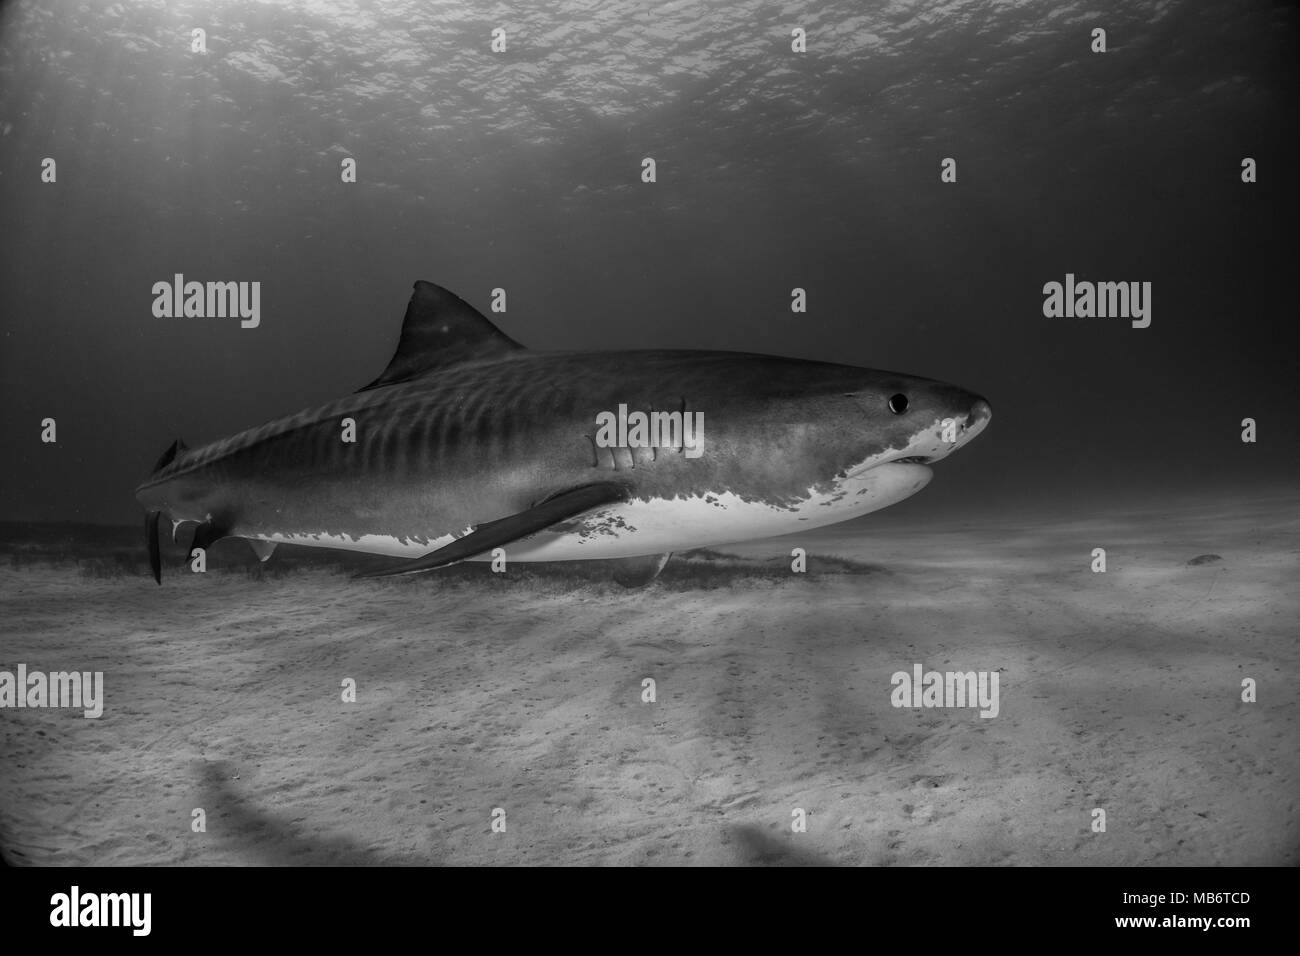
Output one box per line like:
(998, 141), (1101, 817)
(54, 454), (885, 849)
(136, 280), (991, 585)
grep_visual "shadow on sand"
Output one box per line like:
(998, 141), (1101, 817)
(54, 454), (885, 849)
(196, 760), (437, 866)
(727, 824), (837, 866)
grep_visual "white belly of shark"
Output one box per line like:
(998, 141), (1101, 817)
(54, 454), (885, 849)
(254, 461), (932, 562)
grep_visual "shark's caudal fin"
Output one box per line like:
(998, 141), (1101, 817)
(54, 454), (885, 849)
(186, 518), (231, 556)
(146, 510), (162, 584)
(357, 481), (630, 578)
(357, 281), (525, 391)
(145, 438), (189, 584)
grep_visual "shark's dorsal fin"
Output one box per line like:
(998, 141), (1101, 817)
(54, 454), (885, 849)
(359, 281), (524, 391)
(150, 438), (188, 474)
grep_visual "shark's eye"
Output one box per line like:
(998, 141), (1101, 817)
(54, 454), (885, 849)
(888, 394), (908, 414)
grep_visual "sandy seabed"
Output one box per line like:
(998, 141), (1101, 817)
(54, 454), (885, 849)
(1, 493), (1296, 866)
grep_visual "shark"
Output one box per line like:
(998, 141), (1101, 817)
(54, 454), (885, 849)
(136, 280), (991, 585)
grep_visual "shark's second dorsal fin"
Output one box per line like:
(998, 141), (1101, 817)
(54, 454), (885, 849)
(151, 438), (188, 474)
(358, 281), (524, 391)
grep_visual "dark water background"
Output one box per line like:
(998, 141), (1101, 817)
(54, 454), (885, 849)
(1, 0), (1296, 527)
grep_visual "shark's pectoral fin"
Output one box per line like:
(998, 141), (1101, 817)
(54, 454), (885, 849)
(246, 539), (277, 562)
(146, 510), (162, 585)
(611, 552), (672, 588)
(357, 482), (631, 579)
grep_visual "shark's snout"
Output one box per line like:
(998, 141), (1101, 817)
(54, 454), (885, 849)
(936, 395), (991, 457)
(874, 392), (991, 469)
(962, 398), (992, 442)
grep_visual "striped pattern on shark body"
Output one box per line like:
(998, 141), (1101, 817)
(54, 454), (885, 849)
(136, 280), (990, 583)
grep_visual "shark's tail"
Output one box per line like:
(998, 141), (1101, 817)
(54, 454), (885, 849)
(146, 509), (162, 584)
(144, 437), (267, 584)
(144, 438), (188, 585)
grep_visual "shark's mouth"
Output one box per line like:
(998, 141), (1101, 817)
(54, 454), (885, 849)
(844, 454), (935, 480)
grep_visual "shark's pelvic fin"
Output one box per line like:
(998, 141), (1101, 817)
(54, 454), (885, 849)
(611, 552), (672, 588)
(357, 481), (631, 578)
(358, 280), (525, 391)
(246, 539), (277, 562)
